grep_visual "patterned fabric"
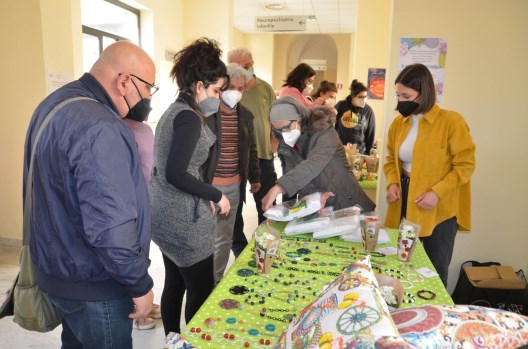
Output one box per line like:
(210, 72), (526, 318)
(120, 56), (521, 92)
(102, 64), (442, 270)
(392, 304), (528, 349)
(274, 256), (411, 349)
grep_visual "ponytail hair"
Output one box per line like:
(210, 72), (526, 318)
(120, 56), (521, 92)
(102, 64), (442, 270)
(349, 79), (367, 98)
(311, 80), (337, 99)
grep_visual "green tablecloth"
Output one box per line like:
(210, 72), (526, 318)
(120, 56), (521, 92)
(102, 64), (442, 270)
(359, 179), (377, 190)
(183, 225), (452, 348)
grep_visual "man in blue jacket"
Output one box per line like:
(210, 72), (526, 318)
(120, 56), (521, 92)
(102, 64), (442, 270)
(23, 41), (155, 348)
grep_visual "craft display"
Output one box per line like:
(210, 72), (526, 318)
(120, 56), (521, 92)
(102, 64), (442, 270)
(344, 143), (379, 182)
(181, 225), (458, 348)
(264, 192), (322, 222)
(274, 256), (412, 348)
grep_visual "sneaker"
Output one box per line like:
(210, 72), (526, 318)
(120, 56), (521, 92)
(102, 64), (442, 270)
(149, 303), (162, 319)
(133, 317), (155, 330)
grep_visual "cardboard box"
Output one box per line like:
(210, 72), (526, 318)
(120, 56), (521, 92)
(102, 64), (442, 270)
(463, 265), (526, 290)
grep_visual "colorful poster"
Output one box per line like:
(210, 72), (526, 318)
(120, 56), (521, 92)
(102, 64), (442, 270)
(367, 68), (386, 100)
(398, 38), (448, 101)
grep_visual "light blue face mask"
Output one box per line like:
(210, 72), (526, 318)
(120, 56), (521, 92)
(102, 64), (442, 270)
(199, 87), (220, 117)
(247, 68), (254, 80)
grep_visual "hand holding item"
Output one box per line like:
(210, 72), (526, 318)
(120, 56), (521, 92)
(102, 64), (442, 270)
(320, 192), (335, 207)
(262, 184), (285, 211)
(414, 191), (438, 210)
(387, 183), (401, 203)
(129, 289), (154, 319)
(249, 182), (261, 194)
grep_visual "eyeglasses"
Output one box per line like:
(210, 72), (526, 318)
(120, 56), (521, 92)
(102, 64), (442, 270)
(272, 119), (298, 133)
(130, 74), (159, 96)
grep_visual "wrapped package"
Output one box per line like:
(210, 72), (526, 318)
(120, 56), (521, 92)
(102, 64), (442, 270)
(264, 192), (322, 222)
(312, 206), (361, 239)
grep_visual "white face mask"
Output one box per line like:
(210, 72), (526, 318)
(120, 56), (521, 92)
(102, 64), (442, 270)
(302, 84), (314, 96)
(325, 98), (337, 107)
(221, 90), (243, 109)
(282, 129), (301, 147)
(354, 97), (367, 108)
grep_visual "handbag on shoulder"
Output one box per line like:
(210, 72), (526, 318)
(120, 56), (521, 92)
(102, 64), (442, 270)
(2, 97), (97, 332)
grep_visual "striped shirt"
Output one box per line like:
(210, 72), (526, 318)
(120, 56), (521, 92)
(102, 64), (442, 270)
(212, 105), (240, 185)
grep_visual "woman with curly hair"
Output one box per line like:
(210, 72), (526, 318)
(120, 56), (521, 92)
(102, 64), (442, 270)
(150, 38), (230, 334)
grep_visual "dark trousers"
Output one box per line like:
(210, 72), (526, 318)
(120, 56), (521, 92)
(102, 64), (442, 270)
(232, 158), (276, 257)
(421, 217), (457, 287)
(160, 253), (214, 335)
(400, 174), (457, 287)
(231, 199), (247, 258)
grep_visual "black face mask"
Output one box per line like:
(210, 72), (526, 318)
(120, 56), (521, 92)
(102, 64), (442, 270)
(396, 96), (419, 117)
(124, 80), (152, 122)
(124, 98), (152, 122)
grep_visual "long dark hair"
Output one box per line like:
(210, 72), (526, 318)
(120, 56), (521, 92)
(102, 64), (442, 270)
(282, 63), (316, 92)
(395, 63), (436, 114)
(170, 37), (229, 101)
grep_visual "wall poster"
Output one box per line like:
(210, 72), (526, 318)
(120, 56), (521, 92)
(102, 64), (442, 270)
(367, 68), (386, 100)
(398, 38), (448, 102)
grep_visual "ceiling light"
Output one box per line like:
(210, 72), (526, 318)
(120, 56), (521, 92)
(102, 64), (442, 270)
(265, 3), (285, 10)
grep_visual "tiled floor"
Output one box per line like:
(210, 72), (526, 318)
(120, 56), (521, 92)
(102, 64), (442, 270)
(0, 164), (276, 348)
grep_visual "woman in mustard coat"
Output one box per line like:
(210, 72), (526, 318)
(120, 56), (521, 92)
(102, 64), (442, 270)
(384, 63), (475, 286)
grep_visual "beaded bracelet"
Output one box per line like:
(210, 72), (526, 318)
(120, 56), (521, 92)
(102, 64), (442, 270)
(401, 291), (416, 303)
(372, 266), (383, 274)
(417, 289), (436, 300)
(244, 295), (266, 306)
(384, 268), (404, 279)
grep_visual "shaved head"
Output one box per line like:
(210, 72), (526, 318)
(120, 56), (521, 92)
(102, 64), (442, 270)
(89, 41), (155, 117)
(91, 41), (153, 78)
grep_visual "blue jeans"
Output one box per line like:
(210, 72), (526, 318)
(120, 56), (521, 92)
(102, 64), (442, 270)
(47, 294), (134, 349)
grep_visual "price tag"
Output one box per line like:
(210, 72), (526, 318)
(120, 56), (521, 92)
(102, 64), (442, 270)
(416, 267), (439, 278)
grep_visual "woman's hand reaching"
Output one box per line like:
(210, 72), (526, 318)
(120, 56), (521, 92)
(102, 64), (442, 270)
(262, 184), (285, 211)
(320, 192), (335, 207)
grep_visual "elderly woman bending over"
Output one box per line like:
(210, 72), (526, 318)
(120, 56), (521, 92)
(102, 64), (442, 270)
(262, 96), (375, 212)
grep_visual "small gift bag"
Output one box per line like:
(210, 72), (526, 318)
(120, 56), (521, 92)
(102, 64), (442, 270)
(397, 219), (421, 262)
(254, 223), (280, 275)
